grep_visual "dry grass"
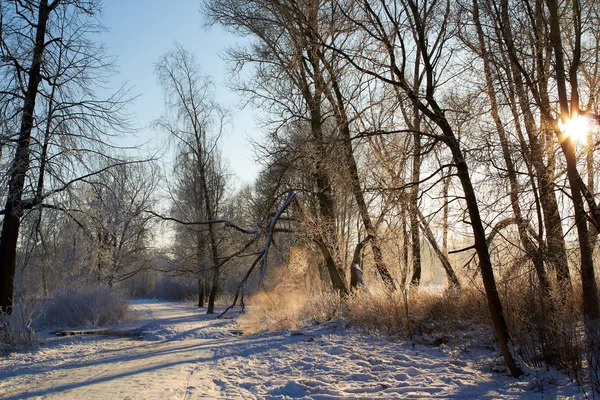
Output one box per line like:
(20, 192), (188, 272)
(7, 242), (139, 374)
(237, 247), (339, 334)
(238, 273), (589, 382)
(343, 285), (489, 341)
(498, 273), (585, 379)
(237, 287), (343, 334)
(233, 245), (590, 382)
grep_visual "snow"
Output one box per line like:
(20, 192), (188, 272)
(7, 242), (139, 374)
(0, 300), (588, 399)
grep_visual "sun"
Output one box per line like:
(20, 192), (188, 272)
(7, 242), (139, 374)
(561, 114), (590, 143)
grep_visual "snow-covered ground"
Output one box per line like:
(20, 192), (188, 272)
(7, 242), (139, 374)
(0, 300), (588, 399)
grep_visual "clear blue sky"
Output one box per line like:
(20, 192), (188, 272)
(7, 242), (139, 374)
(99, 0), (261, 187)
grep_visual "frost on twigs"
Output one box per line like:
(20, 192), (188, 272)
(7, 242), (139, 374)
(39, 285), (128, 329)
(0, 295), (41, 352)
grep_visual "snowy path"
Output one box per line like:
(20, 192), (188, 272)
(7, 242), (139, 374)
(0, 300), (585, 399)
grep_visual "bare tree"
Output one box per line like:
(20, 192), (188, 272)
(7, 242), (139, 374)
(0, 0), (132, 311)
(486, 0), (600, 386)
(205, 0), (401, 292)
(156, 45), (229, 314)
(329, 0), (522, 377)
(170, 139), (229, 308)
(84, 161), (159, 287)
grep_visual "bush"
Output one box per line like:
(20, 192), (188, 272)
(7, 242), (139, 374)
(236, 288), (340, 334)
(344, 288), (408, 337)
(499, 273), (584, 378)
(39, 285), (128, 328)
(305, 289), (343, 323)
(0, 296), (40, 351)
(343, 285), (488, 340)
(237, 288), (307, 334)
(237, 282), (488, 340)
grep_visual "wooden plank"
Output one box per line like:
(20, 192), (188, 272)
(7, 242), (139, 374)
(53, 328), (109, 336)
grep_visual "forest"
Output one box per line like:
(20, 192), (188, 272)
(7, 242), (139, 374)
(1, 0), (600, 395)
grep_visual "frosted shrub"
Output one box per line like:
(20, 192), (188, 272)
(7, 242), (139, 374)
(0, 296), (40, 350)
(237, 288), (337, 334)
(500, 274), (585, 379)
(40, 285), (128, 328)
(238, 288), (307, 333)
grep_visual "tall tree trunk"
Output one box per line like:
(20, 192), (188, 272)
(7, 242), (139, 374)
(544, 0), (600, 387)
(0, 0), (57, 312)
(201, 167), (221, 314)
(315, 39), (396, 290)
(307, 82), (348, 294)
(400, 199), (410, 288)
(586, 130), (598, 249)
(442, 168), (451, 259)
(409, 131), (422, 287)
(315, 240), (348, 295)
(349, 237), (368, 290)
(338, 122), (396, 289)
(448, 136), (522, 378)
(197, 239), (205, 308)
(198, 277), (205, 308)
(359, 0), (522, 376)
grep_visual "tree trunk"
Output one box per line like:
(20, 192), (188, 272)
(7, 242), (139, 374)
(198, 277), (205, 308)
(0, 0), (56, 312)
(315, 42), (397, 290)
(339, 124), (396, 289)
(498, 0), (572, 292)
(400, 199), (410, 288)
(544, 0), (600, 386)
(442, 168), (451, 258)
(197, 234), (205, 308)
(409, 131), (422, 287)
(307, 84), (348, 294)
(449, 137), (522, 378)
(350, 237), (369, 290)
(203, 179), (220, 314)
(315, 240), (348, 295)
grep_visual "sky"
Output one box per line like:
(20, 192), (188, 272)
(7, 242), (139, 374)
(98, 0), (261, 187)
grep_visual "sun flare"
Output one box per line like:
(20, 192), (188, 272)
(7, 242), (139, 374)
(561, 115), (590, 143)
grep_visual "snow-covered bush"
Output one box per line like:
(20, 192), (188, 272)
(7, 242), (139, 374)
(39, 285), (127, 328)
(0, 296), (40, 351)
